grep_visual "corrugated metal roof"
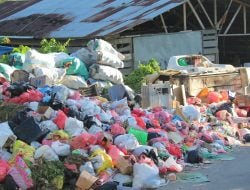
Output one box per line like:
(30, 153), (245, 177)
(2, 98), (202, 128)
(0, 0), (186, 38)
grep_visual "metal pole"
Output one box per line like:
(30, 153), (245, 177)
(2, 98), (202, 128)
(244, 5), (247, 34)
(183, 3), (187, 30)
(224, 4), (242, 34)
(187, 0), (205, 30)
(214, 0), (217, 28)
(198, 0), (214, 27)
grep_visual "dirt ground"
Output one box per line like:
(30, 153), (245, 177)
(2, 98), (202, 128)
(159, 144), (250, 190)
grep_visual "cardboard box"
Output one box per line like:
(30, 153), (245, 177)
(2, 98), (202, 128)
(37, 106), (54, 119)
(76, 171), (98, 190)
(236, 94), (250, 107)
(116, 156), (133, 175)
(30, 75), (52, 87)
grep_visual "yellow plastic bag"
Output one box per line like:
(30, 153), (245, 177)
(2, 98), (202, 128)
(50, 130), (70, 140)
(11, 140), (35, 166)
(90, 149), (113, 174)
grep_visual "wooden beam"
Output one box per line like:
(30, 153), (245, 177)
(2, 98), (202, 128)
(224, 4), (242, 34)
(187, 0), (205, 29)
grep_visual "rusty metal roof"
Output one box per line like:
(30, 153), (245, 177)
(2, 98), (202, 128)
(0, 0), (185, 38)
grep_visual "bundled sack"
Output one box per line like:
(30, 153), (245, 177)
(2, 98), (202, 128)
(97, 50), (124, 68)
(61, 75), (88, 90)
(0, 122), (16, 149)
(33, 67), (66, 84)
(57, 57), (89, 80)
(70, 47), (98, 66)
(89, 64), (123, 84)
(87, 39), (125, 60)
(24, 49), (69, 72)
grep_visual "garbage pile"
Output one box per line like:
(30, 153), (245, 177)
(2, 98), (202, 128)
(0, 39), (249, 190)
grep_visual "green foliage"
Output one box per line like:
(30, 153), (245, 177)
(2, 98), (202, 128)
(0, 37), (10, 44)
(31, 158), (64, 190)
(0, 55), (8, 64)
(124, 58), (160, 93)
(12, 45), (30, 54)
(40, 38), (70, 53)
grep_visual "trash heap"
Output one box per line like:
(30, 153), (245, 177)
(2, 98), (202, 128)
(0, 39), (249, 190)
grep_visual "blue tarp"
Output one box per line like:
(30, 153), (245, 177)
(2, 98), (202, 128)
(0, 45), (13, 55)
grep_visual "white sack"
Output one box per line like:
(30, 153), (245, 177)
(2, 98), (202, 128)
(87, 39), (125, 60)
(0, 122), (16, 148)
(70, 47), (98, 65)
(33, 67), (66, 83)
(89, 64), (123, 84)
(61, 75), (88, 89)
(34, 145), (59, 161)
(97, 50), (124, 68)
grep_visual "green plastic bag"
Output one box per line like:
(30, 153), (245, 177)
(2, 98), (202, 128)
(8, 53), (25, 69)
(59, 57), (89, 80)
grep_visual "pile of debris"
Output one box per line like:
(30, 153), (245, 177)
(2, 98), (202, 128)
(0, 39), (249, 190)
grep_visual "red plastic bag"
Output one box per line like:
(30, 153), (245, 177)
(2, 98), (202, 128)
(207, 91), (222, 103)
(167, 144), (182, 159)
(132, 108), (146, 117)
(133, 115), (146, 129)
(53, 110), (67, 129)
(0, 160), (10, 182)
(107, 145), (125, 166)
(71, 133), (97, 150)
(154, 111), (171, 124)
(111, 123), (126, 135)
(220, 90), (229, 101)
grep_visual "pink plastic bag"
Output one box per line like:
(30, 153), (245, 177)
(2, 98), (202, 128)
(107, 145), (125, 166)
(154, 111), (171, 124)
(8, 156), (33, 189)
(111, 123), (126, 135)
(53, 110), (67, 129)
(0, 160), (10, 182)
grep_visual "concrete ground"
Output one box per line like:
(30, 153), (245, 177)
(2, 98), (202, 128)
(159, 144), (250, 190)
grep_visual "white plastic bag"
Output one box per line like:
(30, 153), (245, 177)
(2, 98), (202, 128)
(88, 125), (103, 134)
(34, 145), (59, 161)
(133, 145), (156, 157)
(182, 105), (201, 121)
(39, 120), (58, 132)
(113, 173), (133, 185)
(61, 75), (88, 89)
(0, 122), (16, 148)
(114, 134), (139, 151)
(79, 161), (95, 176)
(111, 98), (131, 116)
(89, 64), (124, 84)
(158, 156), (183, 172)
(64, 117), (86, 137)
(133, 163), (163, 189)
(51, 141), (71, 156)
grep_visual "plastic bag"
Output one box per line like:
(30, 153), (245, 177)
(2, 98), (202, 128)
(53, 110), (68, 129)
(0, 122), (16, 148)
(8, 156), (33, 190)
(0, 63), (16, 81)
(61, 75), (88, 89)
(107, 145), (125, 166)
(89, 149), (113, 174)
(12, 117), (49, 144)
(207, 91), (222, 103)
(8, 52), (25, 69)
(34, 145), (59, 161)
(71, 133), (97, 150)
(111, 123), (126, 136)
(111, 98), (131, 116)
(51, 141), (71, 156)
(64, 117), (86, 137)
(12, 140), (35, 165)
(52, 84), (72, 103)
(133, 163), (163, 189)
(182, 105), (201, 121)
(58, 57), (89, 80)
(79, 161), (95, 176)
(159, 156), (183, 172)
(0, 160), (10, 182)
(39, 120), (58, 132)
(89, 64), (124, 84)
(114, 134), (139, 151)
